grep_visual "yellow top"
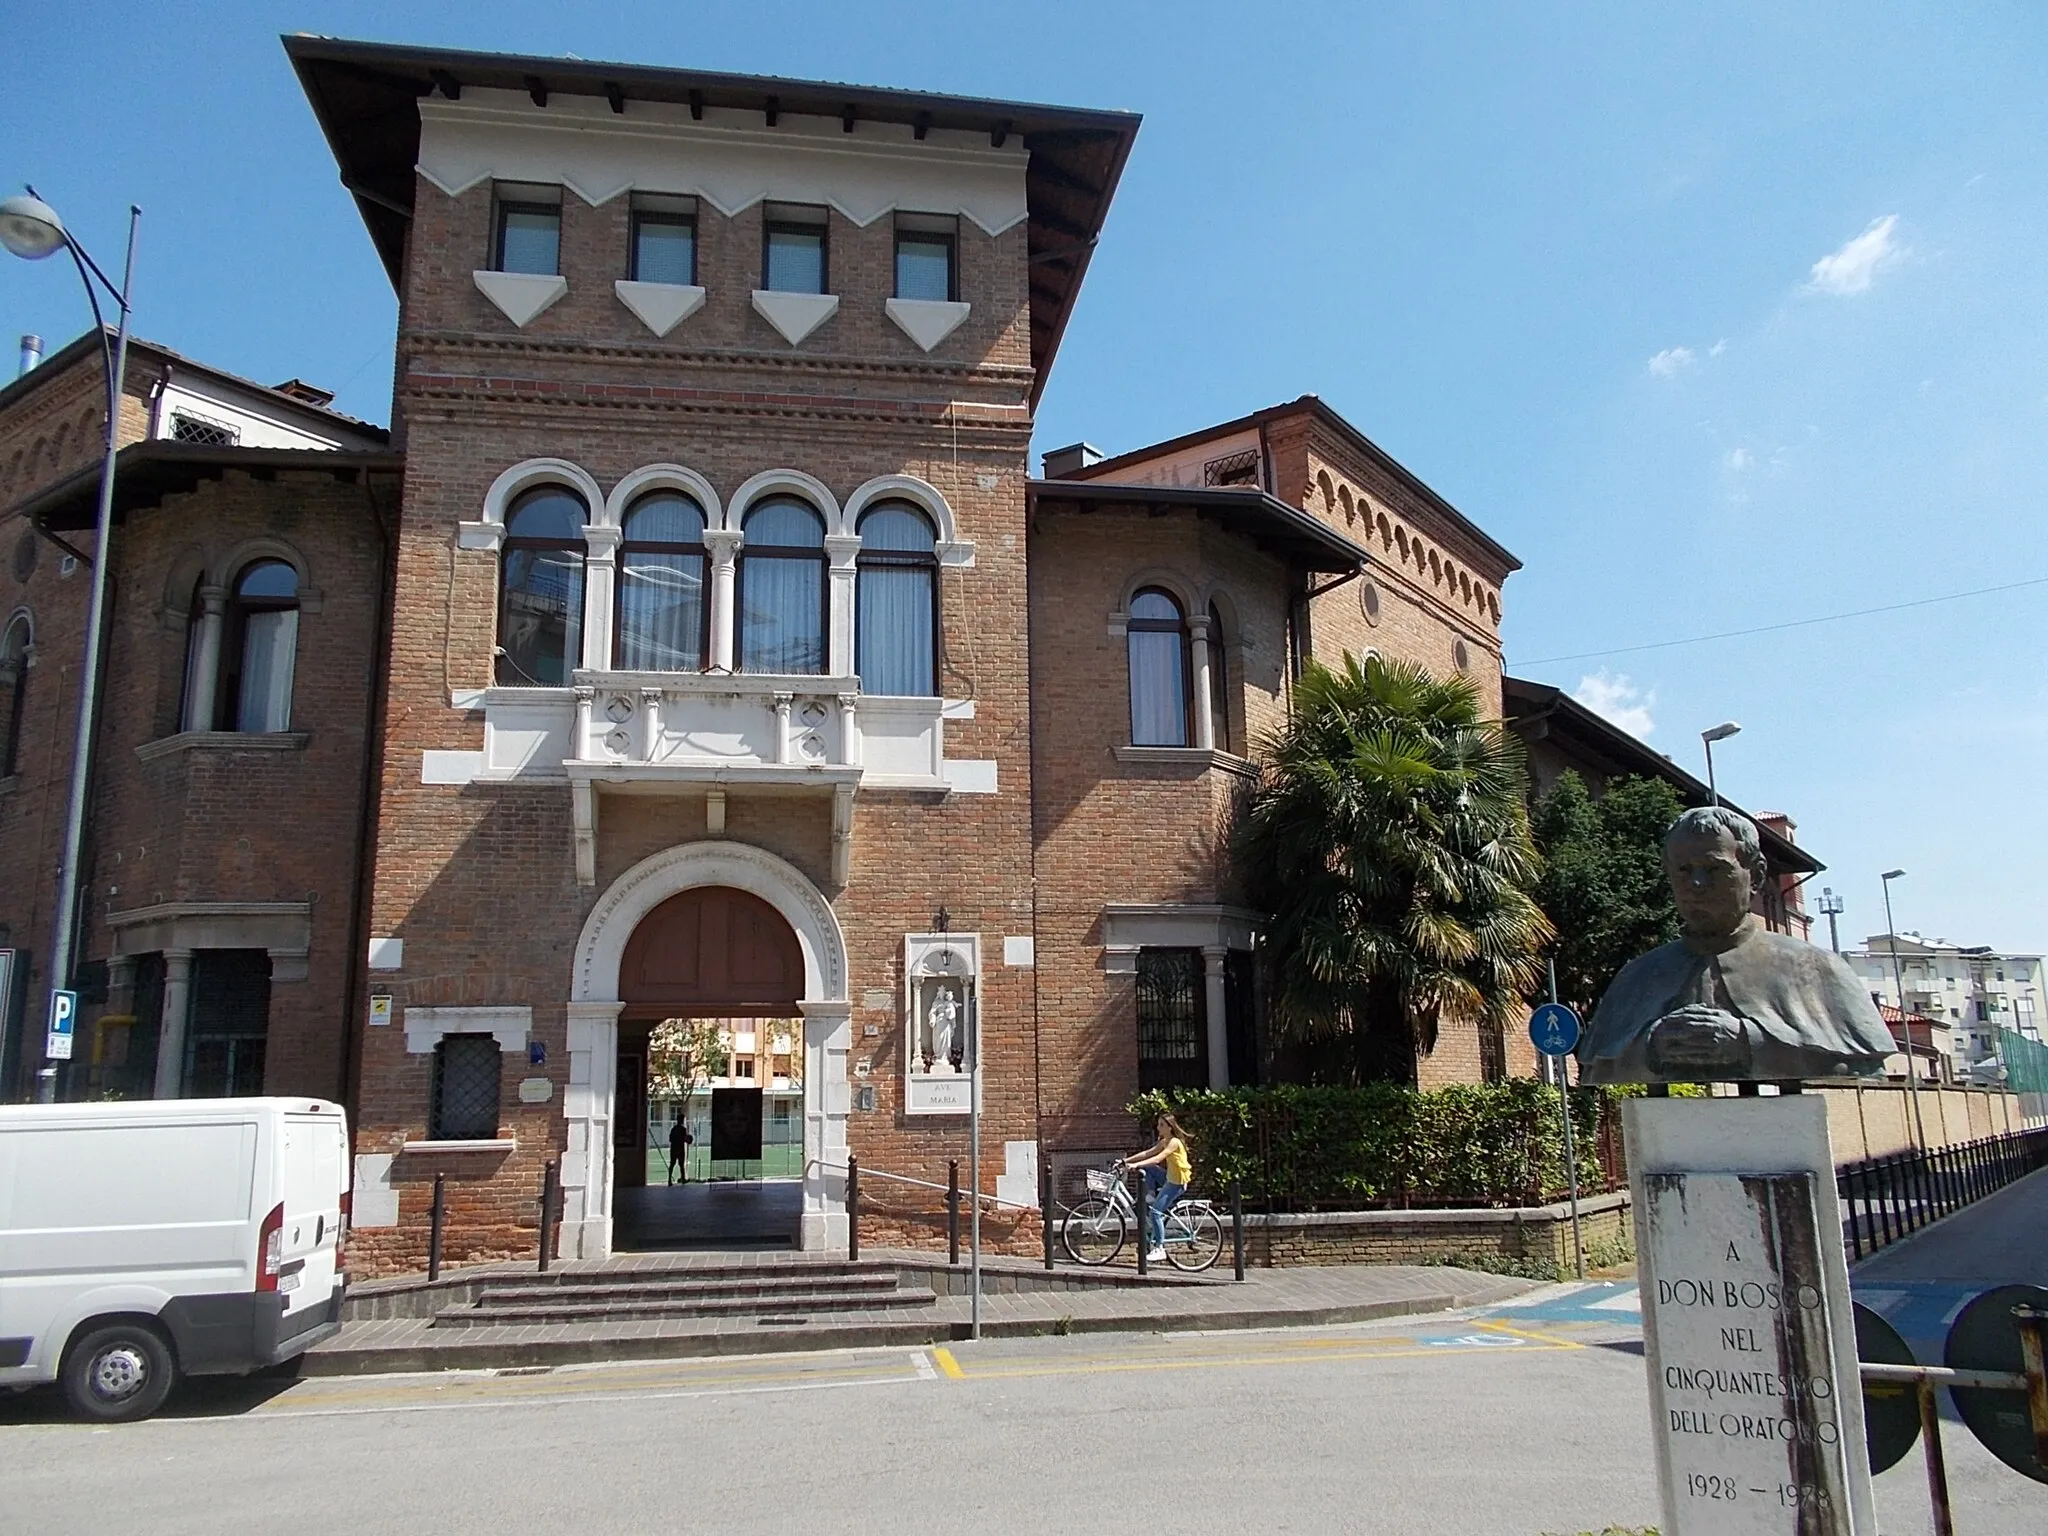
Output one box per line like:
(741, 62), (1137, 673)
(1162, 1137), (1192, 1187)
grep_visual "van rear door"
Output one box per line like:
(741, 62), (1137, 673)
(279, 1113), (347, 1314)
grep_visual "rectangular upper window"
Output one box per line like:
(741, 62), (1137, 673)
(894, 213), (957, 302)
(630, 193), (697, 285)
(429, 1034), (503, 1141)
(494, 182), (562, 275)
(763, 203), (828, 294)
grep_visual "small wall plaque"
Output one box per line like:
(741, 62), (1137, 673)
(368, 994), (392, 1028)
(517, 1076), (553, 1104)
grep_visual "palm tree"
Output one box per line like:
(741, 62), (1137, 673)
(1237, 653), (1553, 1084)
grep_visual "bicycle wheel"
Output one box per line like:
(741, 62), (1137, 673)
(1061, 1197), (1126, 1266)
(1165, 1204), (1224, 1272)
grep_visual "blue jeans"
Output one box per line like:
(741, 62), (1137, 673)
(1143, 1165), (1185, 1250)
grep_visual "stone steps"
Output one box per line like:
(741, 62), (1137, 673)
(431, 1262), (933, 1328)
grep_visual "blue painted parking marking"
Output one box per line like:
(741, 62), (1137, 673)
(1474, 1282), (1639, 1326)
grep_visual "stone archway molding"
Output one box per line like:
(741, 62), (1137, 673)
(559, 840), (854, 1259)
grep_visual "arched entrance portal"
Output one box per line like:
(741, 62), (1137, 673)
(614, 887), (806, 1249)
(562, 842), (851, 1261)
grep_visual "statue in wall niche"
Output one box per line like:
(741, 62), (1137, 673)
(1577, 805), (1896, 1085)
(926, 984), (961, 1074)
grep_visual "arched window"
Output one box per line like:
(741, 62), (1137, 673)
(616, 491), (708, 671)
(855, 502), (938, 696)
(0, 615), (29, 776)
(737, 496), (826, 674)
(1206, 602), (1231, 754)
(222, 561), (299, 732)
(497, 486), (588, 686)
(1127, 588), (1189, 746)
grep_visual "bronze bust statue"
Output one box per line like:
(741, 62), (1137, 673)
(1576, 805), (1895, 1084)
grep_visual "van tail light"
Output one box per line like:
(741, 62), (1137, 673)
(257, 1201), (285, 1292)
(336, 1191), (351, 1282)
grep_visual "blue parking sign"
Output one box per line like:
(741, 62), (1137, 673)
(46, 988), (77, 1062)
(1527, 1002), (1580, 1057)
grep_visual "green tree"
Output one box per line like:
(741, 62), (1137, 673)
(1530, 770), (1684, 1019)
(1237, 654), (1553, 1085)
(646, 1018), (730, 1101)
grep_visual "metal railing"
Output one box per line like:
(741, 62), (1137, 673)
(1837, 1124), (2048, 1261)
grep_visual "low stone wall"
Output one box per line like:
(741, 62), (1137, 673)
(1816, 1082), (2023, 1163)
(1233, 1191), (1633, 1273)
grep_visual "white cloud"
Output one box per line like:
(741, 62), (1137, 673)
(1709, 338), (1728, 358)
(1806, 214), (1904, 296)
(1726, 446), (1754, 471)
(1573, 671), (1657, 739)
(1648, 346), (1697, 377)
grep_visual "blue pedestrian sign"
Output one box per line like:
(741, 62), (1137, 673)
(1527, 1002), (1580, 1057)
(45, 988), (78, 1062)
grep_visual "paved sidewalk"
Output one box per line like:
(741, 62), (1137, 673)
(1853, 1163), (2048, 1360)
(309, 1256), (1538, 1374)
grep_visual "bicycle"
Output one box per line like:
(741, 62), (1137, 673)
(1060, 1161), (1225, 1272)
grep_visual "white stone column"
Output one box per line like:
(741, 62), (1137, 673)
(1202, 945), (1231, 1089)
(704, 529), (742, 672)
(183, 586), (226, 732)
(580, 525), (621, 673)
(1188, 612), (1216, 752)
(773, 692), (794, 765)
(562, 1000), (623, 1260)
(824, 534), (862, 679)
(799, 1000), (853, 1251)
(154, 948), (195, 1099)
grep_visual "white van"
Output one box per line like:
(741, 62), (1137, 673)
(0, 1097), (350, 1420)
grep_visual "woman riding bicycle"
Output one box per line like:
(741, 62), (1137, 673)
(1125, 1111), (1193, 1263)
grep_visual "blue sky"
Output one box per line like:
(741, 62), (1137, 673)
(6, 3), (2045, 951)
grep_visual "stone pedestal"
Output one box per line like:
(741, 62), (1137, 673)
(1623, 1095), (1876, 1535)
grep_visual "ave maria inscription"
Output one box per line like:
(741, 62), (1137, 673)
(1641, 1171), (1855, 1535)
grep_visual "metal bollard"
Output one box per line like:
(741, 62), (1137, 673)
(847, 1155), (860, 1261)
(537, 1159), (558, 1273)
(1231, 1179), (1246, 1283)
(1132, 1168), (1148, 1277)
(948, 1159), (961, 1267)
(428, 1173), (446, 1282)
(1040, 1158), (1055, 1271)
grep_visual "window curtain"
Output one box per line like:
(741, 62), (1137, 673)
(740, 558), (823, 674)
(856, 564), (934, 695)
(236, 608), (298, 732)
(618, 552), (706, 670)
(1128, 629), (1187, 746)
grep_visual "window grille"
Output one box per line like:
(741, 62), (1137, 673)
(1202, 450), (1260, 487)
(170, 413), (239, 448)
(1478, 1021), (1508, 1084)
(430, 1034), (503, 1140)
(1136, 948), (1207, 1091)
(186, 949), (271, 1097)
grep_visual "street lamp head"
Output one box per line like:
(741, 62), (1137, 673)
(0, 194), (67, 260)
(1882, 868), (1906, 882)
(1701, 721), (1742, 744)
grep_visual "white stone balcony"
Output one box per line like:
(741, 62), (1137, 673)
(431, 672), (992, 884)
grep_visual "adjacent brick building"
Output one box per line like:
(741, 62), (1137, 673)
(1, 38), (1540, 1275)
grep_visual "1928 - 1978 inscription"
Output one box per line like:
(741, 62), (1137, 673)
(1641, 1171), (1853, 1535)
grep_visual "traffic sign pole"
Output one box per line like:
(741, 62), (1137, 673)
(1535, 964), (1584, 1280)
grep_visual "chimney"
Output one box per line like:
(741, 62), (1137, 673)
(17, 334), (43, 379)
(1041, 442), (1105, 479)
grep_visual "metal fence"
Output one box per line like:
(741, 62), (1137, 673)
(1837, 1124), (2048, 1262)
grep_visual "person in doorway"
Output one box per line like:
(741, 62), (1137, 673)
(668, 1116), (694, 1186)
(1126, 1112), (1193, 1263)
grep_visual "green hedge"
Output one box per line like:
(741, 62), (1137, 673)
(1129, 1080), (1629, 1209)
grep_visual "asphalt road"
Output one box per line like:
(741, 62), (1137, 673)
(4, 1289), (2040, 1535)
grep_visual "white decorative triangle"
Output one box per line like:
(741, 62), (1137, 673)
(615, 281), (706, 337)
(472, 271), (568, 327)
(751, 290), (841, 346)
(886, 298), (972, 352)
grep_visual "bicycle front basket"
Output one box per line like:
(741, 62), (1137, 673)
(1084, 1168), (1116, 1194)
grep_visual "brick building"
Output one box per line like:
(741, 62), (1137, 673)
(0, 331), (396, 1102)
(1, 38), (1535, 1275)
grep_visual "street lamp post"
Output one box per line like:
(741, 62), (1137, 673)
(0, 190), (139, 1104)
(1880, 869), (1927, 1150)
(1700, 721), (1741, 806)
(1816, 887), (1845, 954)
